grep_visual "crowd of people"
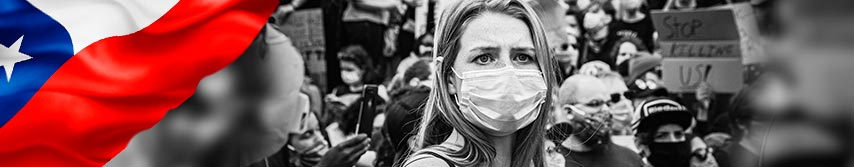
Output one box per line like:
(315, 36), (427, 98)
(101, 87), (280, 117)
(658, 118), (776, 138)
(106, 0), (854, 167)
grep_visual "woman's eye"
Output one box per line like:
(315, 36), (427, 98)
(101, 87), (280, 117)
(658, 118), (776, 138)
(514, 54), (534, 63)
(472, 54), (493, 65)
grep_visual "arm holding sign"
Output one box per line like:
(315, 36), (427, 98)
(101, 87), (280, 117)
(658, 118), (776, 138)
(694, 66), (713, 122)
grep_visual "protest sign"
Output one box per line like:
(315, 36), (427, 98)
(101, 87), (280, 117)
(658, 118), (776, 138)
(652, 3), (762, 93)
(652, 3), (763, 62)
(662, 58), (744, 93)
(652, 9), (739, 41)
(277, 9), (328, 91)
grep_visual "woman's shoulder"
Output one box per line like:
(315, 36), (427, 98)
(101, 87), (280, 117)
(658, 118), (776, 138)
(404, 155), (451, 167)
(403, 145), (461, 167)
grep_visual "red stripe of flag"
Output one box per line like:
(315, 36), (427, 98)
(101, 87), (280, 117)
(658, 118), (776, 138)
(0, 0), (277, 166)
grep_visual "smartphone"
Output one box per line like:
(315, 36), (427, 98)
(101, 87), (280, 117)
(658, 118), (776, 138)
(355, 85), (378, 135)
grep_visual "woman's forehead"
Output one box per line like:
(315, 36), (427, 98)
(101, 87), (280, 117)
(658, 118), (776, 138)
(459, 12), (534, 50)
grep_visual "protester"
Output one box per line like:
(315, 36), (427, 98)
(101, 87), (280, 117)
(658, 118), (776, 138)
(626, 53), (667, 106)
(383, 59), (434, 162)
(634, 98), (718, 167)
(609, 0), (654, 58)
(250, 104), (372, 167)
(341, 0), (401, 77)
(554, 9), (582, 79)
(598, 72), (639, 152)
(323, 45), (386, 126)
(553, 75), (644, 167)
(388, 33), (434, 92)
(323, 46), (387, 167)
(403, 0), (558, 166)
(610, 37), (648, 77)
(578, 2), (614, 65)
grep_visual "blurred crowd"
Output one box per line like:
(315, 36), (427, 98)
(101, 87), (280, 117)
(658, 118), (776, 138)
(105, 0), (854, 167)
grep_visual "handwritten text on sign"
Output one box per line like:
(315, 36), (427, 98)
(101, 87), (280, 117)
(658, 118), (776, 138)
(662, 58), (744, 93)
(659, 41), (741, 58)
(652, 9), (739, 41)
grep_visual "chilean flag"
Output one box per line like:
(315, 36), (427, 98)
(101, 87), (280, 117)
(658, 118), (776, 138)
(0, 0), (277, 166)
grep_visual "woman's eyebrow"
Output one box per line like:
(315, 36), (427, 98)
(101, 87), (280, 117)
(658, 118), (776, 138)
(511, 47), (535, 52)
(469, 46), (500, 52)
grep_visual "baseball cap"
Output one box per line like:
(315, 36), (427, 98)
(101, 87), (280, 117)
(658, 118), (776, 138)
(633, 98), (695, 133)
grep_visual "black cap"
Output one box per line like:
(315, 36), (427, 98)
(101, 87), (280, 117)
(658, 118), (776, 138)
(633, 98), (694, 133)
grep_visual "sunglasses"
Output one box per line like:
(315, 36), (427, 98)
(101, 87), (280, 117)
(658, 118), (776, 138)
(576, 93), (623, 108)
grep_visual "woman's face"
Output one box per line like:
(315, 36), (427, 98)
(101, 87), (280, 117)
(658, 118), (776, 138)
(451, 12), (539, 90)
(339, 61), (363, 85)
(654, 124), (687, 143)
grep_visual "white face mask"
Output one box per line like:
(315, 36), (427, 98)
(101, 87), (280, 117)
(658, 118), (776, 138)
(340, 70), (361, 85)
(453, 66), (548, 136)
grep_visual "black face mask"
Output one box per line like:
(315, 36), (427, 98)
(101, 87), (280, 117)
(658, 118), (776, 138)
(547, 122), (575, 143)
(647, 142), (692, 167)
(570, 119), (611, 148)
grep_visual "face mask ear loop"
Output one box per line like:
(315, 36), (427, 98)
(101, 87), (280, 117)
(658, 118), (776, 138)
(450, 68), (464, 80)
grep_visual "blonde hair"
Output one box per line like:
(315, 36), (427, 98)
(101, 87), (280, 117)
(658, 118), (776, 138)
(408, 0), (558, 166)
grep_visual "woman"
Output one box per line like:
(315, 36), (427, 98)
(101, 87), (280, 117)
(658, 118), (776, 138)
(403, 0), (558, 166)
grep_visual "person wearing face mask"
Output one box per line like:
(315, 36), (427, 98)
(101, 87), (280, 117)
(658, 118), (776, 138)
(608, 0), (654, 56)
(551, 75), (643, 167)
(323, 45), (388, 126)
(634, 98), (718, 167)
(598, 71), (639, 151)
(579, 2), (615, 67)
(323, 47), (389, 167)
(250, 107), (372, 167)
(402, 0), (558, 166)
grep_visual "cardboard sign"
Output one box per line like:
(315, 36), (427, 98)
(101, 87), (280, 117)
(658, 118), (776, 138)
(652, 9), (739, 41)
(652, 3), (763, 62)
(662, 58), (744, 93)
(653, 3), (763, 92)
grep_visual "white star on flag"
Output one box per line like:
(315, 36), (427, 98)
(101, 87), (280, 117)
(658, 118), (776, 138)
(0, 36), (32, 82)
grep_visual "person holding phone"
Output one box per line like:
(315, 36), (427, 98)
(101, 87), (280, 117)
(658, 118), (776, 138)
(402, 0), (558, 166)
(322, 45), (389, 167)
